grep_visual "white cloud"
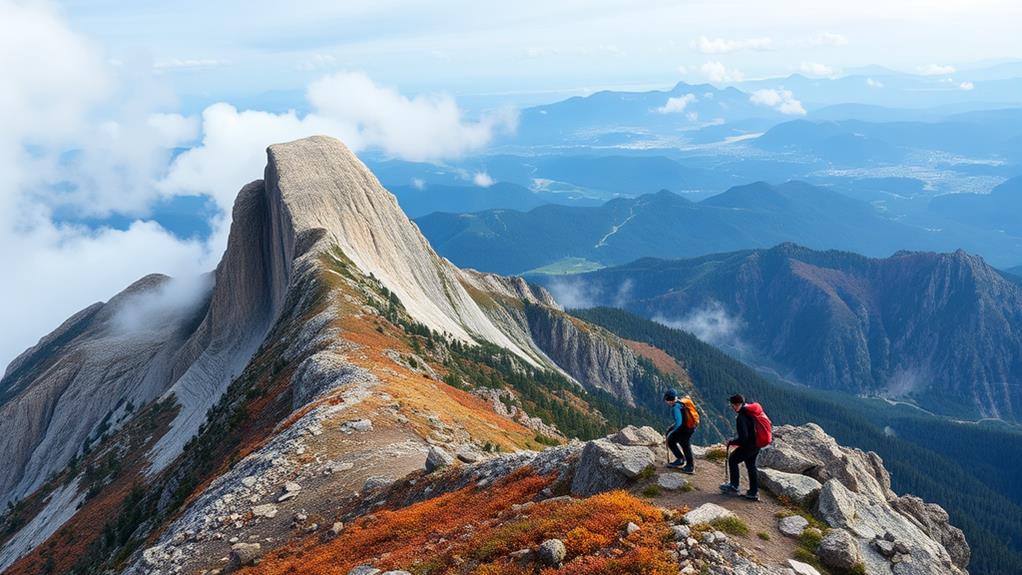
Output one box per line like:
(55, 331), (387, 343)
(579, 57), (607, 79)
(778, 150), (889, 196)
(656, 93), (697, 114)
(917, 63), (956, 76)
(701, 61), (745, 83)
(308, 72), (517, 162)
(653, 301), (746, 350)
(0, 1), (222, 371)
(694, 36), (773, 54)
(161, 71), (515, 212)
(799, 62), (837, 77)
(749, 88), (807, 115)
(411, 178), (426, 190)
(959, 81), (975, 91)
(472, 171), (494, 187)
(866, 77), (884, 88)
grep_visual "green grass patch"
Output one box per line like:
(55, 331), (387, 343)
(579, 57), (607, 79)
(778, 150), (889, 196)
(710, 515), (749, 537)
(641, 485), (663, 498)
(757, 531), (771, 541)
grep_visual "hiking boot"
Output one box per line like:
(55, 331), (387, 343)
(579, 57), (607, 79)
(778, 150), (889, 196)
(743, 492), (760, 501)
(666, 459), (685, 468)
(681, 465), (695, 475)
(719, 483), (739, 494)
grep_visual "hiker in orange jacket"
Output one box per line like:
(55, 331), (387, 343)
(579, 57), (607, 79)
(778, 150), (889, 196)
(663, 389), (696, 474)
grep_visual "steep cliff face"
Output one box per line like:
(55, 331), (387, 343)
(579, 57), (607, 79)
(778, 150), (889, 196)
(524, 306), (642, 405)
(0, 273), (212, 507)
(552, 244), (1022, 420)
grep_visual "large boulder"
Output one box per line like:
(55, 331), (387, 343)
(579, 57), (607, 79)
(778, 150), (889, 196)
(226, 543), (262, 571)
(424, 445), (455, 472)
(760, 424), (894, 502)
(758, 468), (822, 505)
(890, 495), (970, 569)
(611, 425), (665, 447)
(778, 515), (809, 537)
(816, 528), (862, 571)
(816, 480), (966, 575)
(683, 503), (736, 525)
(570, 439), (654, 496)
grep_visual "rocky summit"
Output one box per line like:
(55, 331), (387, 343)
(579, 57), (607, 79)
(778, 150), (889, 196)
(0, 136), (969, 575)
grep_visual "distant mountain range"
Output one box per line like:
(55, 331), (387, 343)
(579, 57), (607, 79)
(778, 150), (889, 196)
(416, 181), (1022, 275)
(535, 244), (1022, 422)
(387, 182), (600, 218)
(931, 176), (1022, 235)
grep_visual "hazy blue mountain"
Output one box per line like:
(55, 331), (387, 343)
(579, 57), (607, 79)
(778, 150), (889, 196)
(930, 176), (1022, 235)
(416, 181), (951, 275)
(542, 244), (1022, 423)
(387, 181), (600, 218)
(508, 81), (789, 147)
(753, 112), (1022, 165)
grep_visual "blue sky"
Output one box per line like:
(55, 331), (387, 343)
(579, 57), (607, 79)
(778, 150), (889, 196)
(2, 0), (1022, 370)
(59, 0), (1022, 112)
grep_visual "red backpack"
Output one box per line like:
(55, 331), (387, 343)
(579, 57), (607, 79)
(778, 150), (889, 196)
(744, 402), (772, 448)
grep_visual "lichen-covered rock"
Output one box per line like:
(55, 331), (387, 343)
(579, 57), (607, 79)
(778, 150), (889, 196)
(570, 439), (654, 496)
(758, 468), (822, 505)
(816, 528), (862, 571)
(611, 425), (664, 447)
(538, 538), (566, 566)
(778, 515), (809, 537)
(683, 503), (736, 525)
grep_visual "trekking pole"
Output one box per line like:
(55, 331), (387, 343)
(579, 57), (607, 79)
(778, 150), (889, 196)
(724, 443), (731, 484)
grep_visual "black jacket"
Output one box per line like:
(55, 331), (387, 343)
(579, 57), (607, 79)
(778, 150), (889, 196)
(732, 405), (756, 449)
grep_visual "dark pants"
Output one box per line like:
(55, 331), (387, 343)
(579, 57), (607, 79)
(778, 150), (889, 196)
(728, 446), (761, 495)
(667, 426), (694, 466)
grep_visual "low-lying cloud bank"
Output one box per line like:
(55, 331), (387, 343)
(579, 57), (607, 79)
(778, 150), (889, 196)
(0, 1), (515, 372)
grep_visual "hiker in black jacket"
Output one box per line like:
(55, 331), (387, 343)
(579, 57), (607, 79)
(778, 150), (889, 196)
(720, 393), (762, 501)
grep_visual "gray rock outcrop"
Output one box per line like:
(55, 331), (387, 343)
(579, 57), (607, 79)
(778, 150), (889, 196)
(816, 528), (862, 571)
(570, 439), (654, 496)
(758, 468), (822, 505)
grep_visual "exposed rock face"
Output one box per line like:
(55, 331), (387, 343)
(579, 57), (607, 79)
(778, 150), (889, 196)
(0, 273), (214, 507)
(525, 305), (642, 404)
(759, 423), (969, 574)
(757, 468), (822, 505)
(570, 438), (654, 496)
(890, 495), (970, 569)
(760, 423), (894, 502)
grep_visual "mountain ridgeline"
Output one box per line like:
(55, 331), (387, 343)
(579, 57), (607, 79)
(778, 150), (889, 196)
(536, 244), (1022, 422)
(416, 181), (1017, 276)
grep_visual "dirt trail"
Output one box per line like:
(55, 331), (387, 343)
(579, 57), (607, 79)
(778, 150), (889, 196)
(642, 447), (804, 569)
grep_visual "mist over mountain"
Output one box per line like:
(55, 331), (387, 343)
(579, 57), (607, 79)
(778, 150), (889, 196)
(535, 244), (1022, 422)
